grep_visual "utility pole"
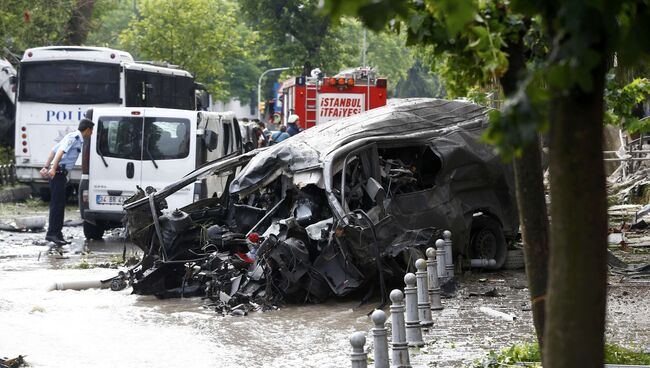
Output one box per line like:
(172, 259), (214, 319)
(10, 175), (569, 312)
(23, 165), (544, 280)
(362, 28), (367, 67)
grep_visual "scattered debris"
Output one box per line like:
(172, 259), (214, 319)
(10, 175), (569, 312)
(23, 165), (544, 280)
(608, 250), (650, 278)
(608, 232), (629, 248)
(630, 219), (649, 230)
(48, 279), (113, 292)
(0, 216), (46, 232)
(469, 287), (502, 297)
(478, 306), (517, 321)
(0, 355), (26, 368)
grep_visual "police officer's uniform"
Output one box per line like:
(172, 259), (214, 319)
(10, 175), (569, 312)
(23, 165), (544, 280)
(46, 131), (83, 242)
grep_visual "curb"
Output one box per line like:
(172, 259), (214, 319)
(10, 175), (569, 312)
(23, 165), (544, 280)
(0, 185), (32, 203)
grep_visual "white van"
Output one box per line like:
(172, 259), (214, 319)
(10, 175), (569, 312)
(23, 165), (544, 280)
(79, 107), (242, 239)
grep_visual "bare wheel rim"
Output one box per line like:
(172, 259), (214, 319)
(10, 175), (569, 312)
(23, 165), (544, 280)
(473, 228), (497, 259)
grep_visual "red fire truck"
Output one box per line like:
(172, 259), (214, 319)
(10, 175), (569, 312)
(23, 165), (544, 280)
(279, 67), (387, 130)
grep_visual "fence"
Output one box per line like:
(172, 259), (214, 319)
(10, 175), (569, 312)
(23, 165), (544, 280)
(0, 163), (16, 187)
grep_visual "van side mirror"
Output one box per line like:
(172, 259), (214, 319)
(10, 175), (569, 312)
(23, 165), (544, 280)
(203, 130), (218, 151)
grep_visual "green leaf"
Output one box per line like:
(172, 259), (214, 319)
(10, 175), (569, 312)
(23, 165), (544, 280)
(437, 0), (476, 36)
(546, 64), (572, 91)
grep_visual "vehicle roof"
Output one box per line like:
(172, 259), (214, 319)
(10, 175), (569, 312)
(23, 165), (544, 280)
(230, 98), (489, 194)
(91, 107), (235, 120)
(122, 61), (193, 77)
(21, 46), (134, 63)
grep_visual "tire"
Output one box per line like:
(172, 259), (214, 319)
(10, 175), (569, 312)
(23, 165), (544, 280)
(470, 215), (507, 269)
(83, 221), (104, 240)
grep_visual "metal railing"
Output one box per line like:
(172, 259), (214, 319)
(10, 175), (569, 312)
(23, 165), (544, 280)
(604, 129), (650, 182)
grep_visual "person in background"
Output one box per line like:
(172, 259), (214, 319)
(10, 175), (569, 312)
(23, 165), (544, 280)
(253, 125), (267, 147)
(40, 118), (94, 246)
(269, 125), (290, 145)
(286, 114), (301, 136)
(257, 121), (271, 141)
(270, 112), (282, 127)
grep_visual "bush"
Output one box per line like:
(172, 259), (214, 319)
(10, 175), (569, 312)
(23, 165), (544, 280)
(0, 146), (13, 165)
(470, 342), (650, 367)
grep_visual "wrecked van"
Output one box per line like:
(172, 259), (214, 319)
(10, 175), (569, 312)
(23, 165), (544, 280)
(120, 98), (518, 307)
(79, 107), (241, 239)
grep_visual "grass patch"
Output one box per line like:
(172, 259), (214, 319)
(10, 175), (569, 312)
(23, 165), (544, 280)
(470, 342), (650, 367)
(0, 146), (13, 165)
(69, 255), (131, 270)
(606, 343), (650, 365)
(72, 259), (94, 269)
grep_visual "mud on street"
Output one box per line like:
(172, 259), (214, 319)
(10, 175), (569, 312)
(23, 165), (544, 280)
(0, 201), (647, 368)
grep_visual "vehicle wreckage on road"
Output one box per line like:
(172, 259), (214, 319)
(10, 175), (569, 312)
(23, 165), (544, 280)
(119, 98), (518, 310)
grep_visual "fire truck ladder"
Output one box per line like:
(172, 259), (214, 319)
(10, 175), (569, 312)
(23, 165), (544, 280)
(305, 81), (318, 127)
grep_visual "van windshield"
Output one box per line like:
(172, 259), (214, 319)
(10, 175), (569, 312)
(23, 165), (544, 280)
(144, 117), (190, 160)
(97, 116), (143, 160)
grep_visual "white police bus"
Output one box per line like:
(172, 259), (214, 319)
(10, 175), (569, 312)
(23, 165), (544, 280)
(14, 46), (198, 198)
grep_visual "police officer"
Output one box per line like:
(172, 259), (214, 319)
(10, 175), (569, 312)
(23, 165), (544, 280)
(40, 118), (94, 245)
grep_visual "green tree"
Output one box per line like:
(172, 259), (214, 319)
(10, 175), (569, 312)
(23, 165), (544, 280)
(0, 0), (100, 51)
(239, 0), (336, 76)
(333, 17), (429, 97)
(119, 0), (260, 101)
(606, 76), (650, 132)
(86, 0), (136, 47)
(394, 60), (446, 98)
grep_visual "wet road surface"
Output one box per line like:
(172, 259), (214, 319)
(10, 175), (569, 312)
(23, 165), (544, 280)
(0, 203), (648, 367)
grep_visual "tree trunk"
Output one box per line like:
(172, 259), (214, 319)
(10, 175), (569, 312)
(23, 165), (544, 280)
(543, 59), (608, 366)
(63, 0), (95, 45)
(513, 138), (549, 351)
(500, 33), (549, 352)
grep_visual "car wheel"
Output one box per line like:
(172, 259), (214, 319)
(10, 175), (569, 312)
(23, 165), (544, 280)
(470, 216), (507, 269)
(83, 221), (104, 240)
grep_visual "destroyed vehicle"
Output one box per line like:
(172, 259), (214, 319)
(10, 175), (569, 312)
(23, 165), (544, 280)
(122, 98), (518, 307)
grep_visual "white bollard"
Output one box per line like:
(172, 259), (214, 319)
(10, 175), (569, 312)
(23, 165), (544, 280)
(389, 289), (411, 368)
(403, 273), (424, 347)
(371, 309), (390, 368)
(415, 259), (434, 327)
(443, 230), (454, 279)
(435, 238), (446, 281)
(426, 247), (444, 311)
(350, 331), (368, 368)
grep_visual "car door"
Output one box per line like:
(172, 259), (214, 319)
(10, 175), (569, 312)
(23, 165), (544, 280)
(88, 109), (144, 213)
(140, 110), (196, 212)
(200, 112), (240, 198)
